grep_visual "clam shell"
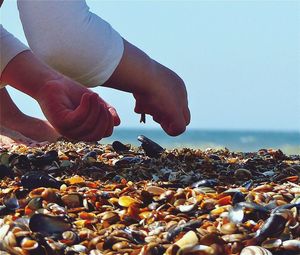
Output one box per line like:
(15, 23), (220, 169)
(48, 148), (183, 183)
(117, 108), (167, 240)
(282, 239), (300, 251)
(177, 244), (215, 255)
(174, 231), (198, 248)
(118, 196), (139, 207)
(240, 246), (272, 255)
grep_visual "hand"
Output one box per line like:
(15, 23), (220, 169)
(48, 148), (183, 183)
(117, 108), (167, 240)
(103, 39), (190, 136)
(36, 76), (120, 141)
(133, 64), (190, 136)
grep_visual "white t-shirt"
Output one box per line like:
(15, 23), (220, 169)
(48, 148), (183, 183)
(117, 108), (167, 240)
(0, 25), (29, 86)
(0, 0), (124, 88)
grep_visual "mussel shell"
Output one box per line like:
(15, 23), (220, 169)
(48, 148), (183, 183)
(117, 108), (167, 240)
(29, 214), (71, 234)
(191, 179), (218, 188)
(114, 156), (142, 166)
(232, 191), (246, 205)
(10, 154), (31, 170)
(241, 179), (254, 189)
(137, 135), (164, 158)
(30, 150), (58, 167)
(21, 171), (64, 189)
(112, 141), (130, 152)
(0, 164), (13, 178)
(83, 151), (97, 161)
(167, 220), (202, 242)
(254, 214), (287, 242)
(3, 192), (19, 210)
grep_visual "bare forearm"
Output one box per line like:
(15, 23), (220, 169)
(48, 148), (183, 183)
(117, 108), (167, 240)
(103, 39), (157, 94)
(0, 88), (24, 125)
(1, 51), (61, 99)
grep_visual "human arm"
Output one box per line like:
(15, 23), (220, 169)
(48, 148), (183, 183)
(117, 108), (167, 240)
(18, 0), (190, 135)
(0, 28), (119, 141)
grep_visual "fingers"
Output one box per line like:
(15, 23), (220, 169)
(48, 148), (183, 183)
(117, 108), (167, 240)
(108, 106), (121, 126)
(161, 113), (187, 136)
(62, 93), (116, 141)
(79, 103), (110, 141)
(64, 93), (92, 128)
(65, 93), (100, 139)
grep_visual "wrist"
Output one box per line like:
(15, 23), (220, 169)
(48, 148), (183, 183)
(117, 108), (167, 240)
(103, 39), (158, 95)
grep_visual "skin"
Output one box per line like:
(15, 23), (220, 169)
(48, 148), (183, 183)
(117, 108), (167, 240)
(104, 39), (190, 136)
(0, 50), (120, 142)
(1, 0), (190, 143)
(0, 88), (59, 142)
(0, 39), (190, 143)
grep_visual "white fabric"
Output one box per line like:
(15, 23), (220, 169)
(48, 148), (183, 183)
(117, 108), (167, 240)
(0, 25), (29, 87)
(17, 0), (124, 87)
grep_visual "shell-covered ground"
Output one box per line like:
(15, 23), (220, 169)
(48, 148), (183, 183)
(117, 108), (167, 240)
(0, 136), (300, 255)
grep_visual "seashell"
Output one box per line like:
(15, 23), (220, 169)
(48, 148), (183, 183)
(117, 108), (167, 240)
(0, 224), (10, 240)
(129, 229), (147, 244)
(66, 244), (87, 253)
(240, 246), (272, 255)
(175, 230), (199, 248)
(208, 154), (221, 160)
(138, 243), (166, 255)
(0, 164), (13, 178)
(146, 186), (166, 195)
(137, 135), (164, 158)
(3, 231), (17, 248)
(282, 239), (300, 251)
(100, 211), (120, 224)
(118, 196), (140, 207)
(20, 238), (39, 250)
(78, 212), (98, 224)
(10, 154), (31, 171)
(231, 191), (245, 204)
(30, 150), (58, 167)
(61, 231), (79, 245)
(61, 193), (83, 208)
(83, 151), (97, 161)
(253, 184), (273, 192)
(176, 244), (215, 255)
(64, 175), (85, 185)
(29, 213), (71, 234)
(25, 197), (43, 215)
(234, 168), (252, 179)
(21, 171), (63, 189)
(228, 202), (269, 224)
(41, 188), (59, 202)
(242, 179), (254, 189)
(191, 179), (218, 188)
(253, 212), (288, 243)
(261, 238), (282, 250)
(112, 241), (130, 251)
(222, 233), (247, 242)
(219, 222), (237, 235)
(167, 220), (202, 242)
(228, 205), (245, 224)
(112, 141), (130, 152)
(3, 192), (19, 210)
(114, 156), (142, 166)
(178, 203), (198, 213)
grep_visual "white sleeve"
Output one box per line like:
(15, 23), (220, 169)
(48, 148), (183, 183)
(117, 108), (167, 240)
(17, 0), (124, 87)
(0, 25), (29, 87)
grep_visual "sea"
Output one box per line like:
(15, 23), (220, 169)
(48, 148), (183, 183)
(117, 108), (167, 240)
(101, 129), (300, 155)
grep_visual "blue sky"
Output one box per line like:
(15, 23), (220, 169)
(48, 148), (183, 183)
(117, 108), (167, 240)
(1, 0), (300, 131)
